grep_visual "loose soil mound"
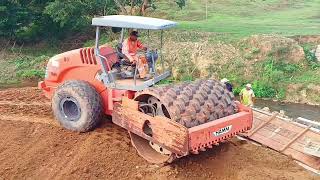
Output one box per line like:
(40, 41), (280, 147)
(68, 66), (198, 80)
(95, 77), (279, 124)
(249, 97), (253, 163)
(0, 87), (317, 179)
(292, 35), (320, 45)
(163, 39), (241, 78)
(240, 34), (305, 63)
(286, 83), (320, 105)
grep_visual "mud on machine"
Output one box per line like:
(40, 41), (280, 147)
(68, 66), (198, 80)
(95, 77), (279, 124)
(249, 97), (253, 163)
(38, 15), (253, 163)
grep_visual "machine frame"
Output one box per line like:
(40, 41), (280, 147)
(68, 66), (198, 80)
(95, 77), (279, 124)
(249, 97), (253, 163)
(38, 15), (253, 164)
(92, 15), (175, 91)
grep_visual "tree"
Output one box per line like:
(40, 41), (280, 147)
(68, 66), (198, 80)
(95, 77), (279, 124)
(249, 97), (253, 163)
(0, 0), (55, 41)
(0, 0), (119, 42)
(45, 0), (118, 30)
(0, 0), (185, 43)
(114, 0), (156, 16)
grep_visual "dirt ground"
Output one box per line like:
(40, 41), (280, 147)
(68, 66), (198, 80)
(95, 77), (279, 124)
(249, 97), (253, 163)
(0, 87), (318, 180)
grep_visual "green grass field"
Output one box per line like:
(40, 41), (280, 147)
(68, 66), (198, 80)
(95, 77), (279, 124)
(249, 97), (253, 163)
(155, 0), (320, 37)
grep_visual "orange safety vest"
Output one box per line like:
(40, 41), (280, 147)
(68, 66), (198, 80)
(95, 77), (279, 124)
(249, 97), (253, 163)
(124, 38), (148, 78)
(127, 38), (143, 55)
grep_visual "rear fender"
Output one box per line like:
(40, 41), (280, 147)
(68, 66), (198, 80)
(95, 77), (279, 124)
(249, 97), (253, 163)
(40, 46), (119, 98)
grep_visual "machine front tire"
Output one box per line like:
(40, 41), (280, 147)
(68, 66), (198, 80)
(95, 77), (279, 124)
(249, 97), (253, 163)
(52, 80), (103, 132)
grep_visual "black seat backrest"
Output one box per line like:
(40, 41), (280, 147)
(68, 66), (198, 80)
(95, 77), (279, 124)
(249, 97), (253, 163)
(116, 43), (125, 59)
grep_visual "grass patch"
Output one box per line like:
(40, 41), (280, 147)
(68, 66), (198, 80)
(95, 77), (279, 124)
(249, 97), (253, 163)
(289, 70), (320, 84)
(0, 46), (57, 84)
(303, 45), (320, 70)
(155, 0), (320, 37)
(12, 55), (49, 80)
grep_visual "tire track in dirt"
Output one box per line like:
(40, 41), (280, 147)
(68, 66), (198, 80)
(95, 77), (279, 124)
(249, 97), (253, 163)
(0, 101), (52, 126)
(0, 87), (52, 123)
(0, 114), (57, 126)
(0, 87), (317, 179)
(0, 87), (48, 103)
(0, 103), (52, 119)
(0, 101), (51, 106)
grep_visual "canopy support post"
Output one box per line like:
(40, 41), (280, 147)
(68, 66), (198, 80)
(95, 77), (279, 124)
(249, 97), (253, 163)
(120, 28), (124, 43)
(95, 26), (100, 50)
(95, 26), (115, 86)
(160, 30), (164, 72)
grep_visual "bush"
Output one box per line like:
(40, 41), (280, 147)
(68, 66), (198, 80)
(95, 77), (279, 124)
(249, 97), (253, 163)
(233, 86), (242, 96)
(252, 81), (277, 98)
(12, 55), (49, 80)
(17, 69), (45, 80)
(261, 57), (301, 84)
(280, 63), (301, 73)
(303, 46), (320, 70)
(277, 88), (286, 100)
(251, 47), (260, 54)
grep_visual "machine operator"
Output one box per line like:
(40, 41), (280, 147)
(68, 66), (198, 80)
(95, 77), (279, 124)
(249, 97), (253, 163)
(122, 31), (150, 79)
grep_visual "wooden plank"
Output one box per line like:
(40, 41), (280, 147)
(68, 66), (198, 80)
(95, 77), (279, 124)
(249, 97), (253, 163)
(251, 134), (320, 170)
(280, 125), (311, 152)
(247, 133), (320, 169)
(284, 148), (320, 170)
(247, 113), (278, 137)
(250, 133), (284, 150)
(254, 128), (320, 155)
(304, 141), (320, 157)
(253, 114), (320, 142)
(246, 110), (320, 170)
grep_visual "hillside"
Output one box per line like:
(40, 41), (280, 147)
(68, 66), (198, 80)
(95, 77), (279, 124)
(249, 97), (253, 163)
(151, 0), (320, 104)
(1, 0), (320, 104)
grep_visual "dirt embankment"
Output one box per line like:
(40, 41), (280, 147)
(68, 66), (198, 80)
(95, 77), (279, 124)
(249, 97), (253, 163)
(162, 33), (320, 106)
(0, 87), (317, 179)
(285, 83), (320, 106)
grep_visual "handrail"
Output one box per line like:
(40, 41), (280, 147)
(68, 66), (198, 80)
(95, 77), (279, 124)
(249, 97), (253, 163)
(151, 50), (156, 76)
(160, 30), (164, 72)
(97, 54), (112, 71)
(97, 54), (115, 83)
(134, 55), (141, 86)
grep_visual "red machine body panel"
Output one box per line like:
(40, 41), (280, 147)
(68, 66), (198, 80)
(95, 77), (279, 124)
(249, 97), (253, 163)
(112, 100), (253, 156)
(188, 103), (253, 153)
(38, 45), (132, 115)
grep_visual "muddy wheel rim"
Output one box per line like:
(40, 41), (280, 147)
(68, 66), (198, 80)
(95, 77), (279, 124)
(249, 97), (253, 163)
(59, 97), (81, 121)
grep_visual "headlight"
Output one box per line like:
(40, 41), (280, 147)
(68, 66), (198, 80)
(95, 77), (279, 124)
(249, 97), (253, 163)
(45, 57), (60, 79)
(49, 57), (60, 67)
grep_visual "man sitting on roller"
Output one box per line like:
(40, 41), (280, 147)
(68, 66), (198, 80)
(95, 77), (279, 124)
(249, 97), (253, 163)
(122, 31), (149, 79)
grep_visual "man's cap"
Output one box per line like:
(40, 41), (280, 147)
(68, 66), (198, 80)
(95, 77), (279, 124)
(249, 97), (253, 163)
(130, 31), (139, 37)
(246, 84), (252, 88)
(221, 78), (229, 83)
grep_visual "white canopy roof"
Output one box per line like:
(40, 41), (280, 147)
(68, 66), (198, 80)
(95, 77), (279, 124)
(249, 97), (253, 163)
(92, 15), (177, 30)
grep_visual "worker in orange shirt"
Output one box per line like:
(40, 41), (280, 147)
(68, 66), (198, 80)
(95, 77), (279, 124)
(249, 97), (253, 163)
(122, 31), (149, 79)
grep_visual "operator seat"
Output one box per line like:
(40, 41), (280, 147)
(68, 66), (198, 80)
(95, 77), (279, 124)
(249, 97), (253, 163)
(116, 43), (125, 59)
(99, 46), (119, 70)
(115, 43), (135, 66)
(98, 46), (134, 80)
